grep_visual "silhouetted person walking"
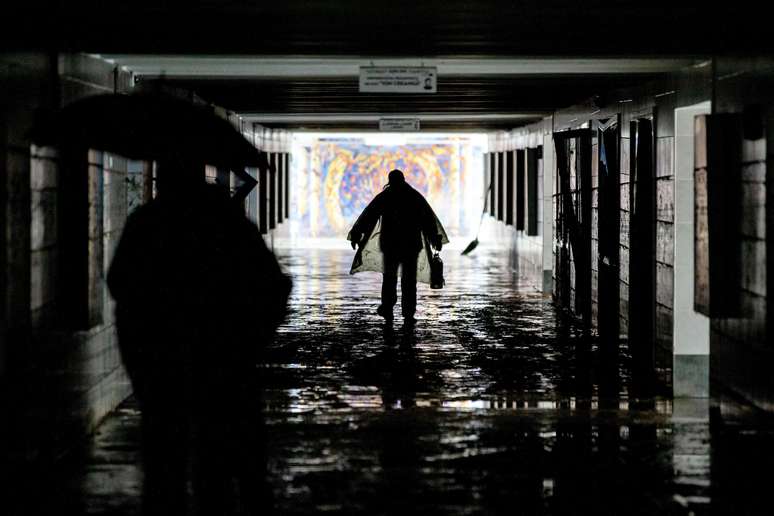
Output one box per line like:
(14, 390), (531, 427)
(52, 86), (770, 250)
(348, 169), (448, 324)
(107, 158), (291, 515)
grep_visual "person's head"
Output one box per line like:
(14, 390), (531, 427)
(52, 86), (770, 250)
(155, 155), (207, 199)
(387, 169), (405, 186)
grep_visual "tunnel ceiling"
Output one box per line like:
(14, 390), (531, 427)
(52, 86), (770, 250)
(4, 2), (767, 56)
(106, 57), (696, 131)
(6, 1), (762, 131)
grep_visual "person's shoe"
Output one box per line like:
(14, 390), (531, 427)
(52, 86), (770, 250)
(403, 315), (417, 326)
(377, 305), (393, 321)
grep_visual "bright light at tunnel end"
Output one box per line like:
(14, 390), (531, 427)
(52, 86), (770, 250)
(279, 132), (492, 250)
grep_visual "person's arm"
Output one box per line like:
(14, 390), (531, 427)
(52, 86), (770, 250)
(419, 195), (443, 251)
(347, 194), (383, 249)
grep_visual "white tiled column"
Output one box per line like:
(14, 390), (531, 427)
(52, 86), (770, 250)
(542, 117), (555, 293)
(673, 101), (712, 397)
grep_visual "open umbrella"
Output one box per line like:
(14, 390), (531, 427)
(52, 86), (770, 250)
(29, 92), (269, 201)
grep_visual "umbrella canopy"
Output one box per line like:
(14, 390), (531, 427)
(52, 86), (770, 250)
(30, 92), (269, 197)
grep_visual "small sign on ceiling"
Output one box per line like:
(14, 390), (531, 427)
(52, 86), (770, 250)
(359, 66), (437, 93)
(379, 118), (421, 131)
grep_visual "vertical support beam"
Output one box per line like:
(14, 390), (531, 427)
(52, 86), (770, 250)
(543, 126), (555, 293)
(86, 149), (104, 328)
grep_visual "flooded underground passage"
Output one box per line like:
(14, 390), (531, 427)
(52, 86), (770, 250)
(4, 25), (774, 515)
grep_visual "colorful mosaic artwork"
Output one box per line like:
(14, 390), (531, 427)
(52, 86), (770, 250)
(292, 136), (483, 238)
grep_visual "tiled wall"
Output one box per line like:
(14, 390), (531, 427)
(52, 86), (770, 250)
(547, 66), (713, 393)
(710, 58), (773, 411)
(2, 53), (56, 377)
(490, 120), (549, 292)
(101, 153), (129, 325)
(1, 53), (135, 454)
(30, 146), (59, 329)
(655, 102), (676, 383)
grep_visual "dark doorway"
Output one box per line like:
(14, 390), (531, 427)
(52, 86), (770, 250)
(516, 149), (526, 231)
(597, 118), (621, 399)
(554, 129), (593, 325)
(628, 118), (656, 401)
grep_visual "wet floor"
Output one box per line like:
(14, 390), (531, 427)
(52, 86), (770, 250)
(23, 245), (774, 515)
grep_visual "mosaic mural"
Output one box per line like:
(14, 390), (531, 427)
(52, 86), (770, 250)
(292, 136), (482, 238)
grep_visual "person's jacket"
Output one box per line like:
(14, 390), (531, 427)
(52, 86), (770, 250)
(347, 182), (448, 283)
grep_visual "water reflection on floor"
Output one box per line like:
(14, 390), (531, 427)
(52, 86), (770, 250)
(55, 245), (774, 515)
(262, 247), (698, 515)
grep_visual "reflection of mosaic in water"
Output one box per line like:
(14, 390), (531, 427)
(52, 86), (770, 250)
(294, 138), (480, 238)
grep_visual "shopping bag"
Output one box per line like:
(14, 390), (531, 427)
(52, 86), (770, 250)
(430, 252), (445, 289)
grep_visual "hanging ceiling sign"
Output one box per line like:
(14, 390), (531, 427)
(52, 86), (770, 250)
(359, 66), (437, 93)
(379, 118), (421, 131)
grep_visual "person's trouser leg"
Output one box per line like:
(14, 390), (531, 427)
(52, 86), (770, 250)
(381, 254), (399, 312)
(400, 252), (419, 318)
(141, 401), (188, 516)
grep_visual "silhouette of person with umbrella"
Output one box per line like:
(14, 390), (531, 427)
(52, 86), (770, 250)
(33, 92), (290, 515)
(108, 156), (290, 515)
(347, 169), (447, 325)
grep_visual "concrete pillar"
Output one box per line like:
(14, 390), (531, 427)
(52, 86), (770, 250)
(673, 102), (712, 397)
(542, 119), (555, 293)
(102, 153), (128, 324)
(86, 150), (105, 328)
(30, 145), (59, 329)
